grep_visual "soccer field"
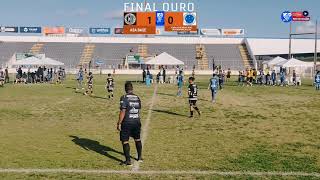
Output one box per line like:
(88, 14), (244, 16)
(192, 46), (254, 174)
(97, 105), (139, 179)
(0, 75), (320, 179)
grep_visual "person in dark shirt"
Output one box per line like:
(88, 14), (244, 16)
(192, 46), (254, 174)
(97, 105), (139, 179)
(0, 68), (4, 87)
(188, 77), (201, 118)
(292, 70), (297, 86)
(226, 68), (231, 82)
(315, 71), (320, 90)
(142, 69), (146, 83)
(5, 67), (9, 83)
(106, 73), (115, 99)
(218, 70), (224, 90)
(271, 70), (277, 86)
(266, 71), (271, 86)
(57, 67), (63, 84)
(117, 82), (143, 166)
(84, 72), (94, 96)
(163, 67), (166, 83)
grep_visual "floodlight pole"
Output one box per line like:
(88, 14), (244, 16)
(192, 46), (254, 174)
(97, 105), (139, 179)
(314, 20), (318, 76)
(289, 22), (292, 59)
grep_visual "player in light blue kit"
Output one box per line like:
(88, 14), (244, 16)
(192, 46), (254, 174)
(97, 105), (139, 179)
(76, 67), (84, 91)
(315, 71), (320, 91)
(177, 71), (184, 97)
(209, 73), (219, 103)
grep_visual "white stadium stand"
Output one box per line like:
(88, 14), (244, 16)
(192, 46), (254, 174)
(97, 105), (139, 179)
(0, 36), (319, 73)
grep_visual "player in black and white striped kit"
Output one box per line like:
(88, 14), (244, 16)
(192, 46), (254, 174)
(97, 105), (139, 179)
(106, 73), (114, 99)
(188, 77), (201, 118)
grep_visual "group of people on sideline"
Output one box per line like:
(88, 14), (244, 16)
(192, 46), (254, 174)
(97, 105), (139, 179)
(238, 68), (303, 87)
(1, 66), (64, 86)
(142, 66), (167, 86)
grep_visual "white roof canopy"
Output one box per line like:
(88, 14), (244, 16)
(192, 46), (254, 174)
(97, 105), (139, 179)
(146, 52), (184, 65)
(275, 58), (313, 68)
(13, 55), (64, 66)
(263, 56), (288, 66)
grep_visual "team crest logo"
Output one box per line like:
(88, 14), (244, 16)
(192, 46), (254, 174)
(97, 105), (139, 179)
(124, 13), (137, 25)
(281, 11), (292, 23)
(156, 11), (165, 26)
(183, 13), (196, 26)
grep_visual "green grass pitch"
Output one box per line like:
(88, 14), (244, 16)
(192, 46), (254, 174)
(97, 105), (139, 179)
(0, 75), (319, 179)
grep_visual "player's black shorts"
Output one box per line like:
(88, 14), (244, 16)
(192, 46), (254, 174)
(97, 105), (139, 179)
(120, 122), (141, 142)
(189, 100), (197, 106)
(249, 77), (253, 82)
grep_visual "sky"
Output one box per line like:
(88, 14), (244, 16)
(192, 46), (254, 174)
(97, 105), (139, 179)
(0, 0), (320, 38)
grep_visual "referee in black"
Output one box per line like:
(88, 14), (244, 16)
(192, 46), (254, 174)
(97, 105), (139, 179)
(117, 81), (143, 166)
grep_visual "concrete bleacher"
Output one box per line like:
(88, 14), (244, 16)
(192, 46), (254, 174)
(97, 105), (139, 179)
(204, 44), (244, 70)
(0, 35), (248, 71)
(147, 44), (197, 69)
(92, 43), (138, 68)
(40, 43), (85, 68)
(0, 42), (34, 66)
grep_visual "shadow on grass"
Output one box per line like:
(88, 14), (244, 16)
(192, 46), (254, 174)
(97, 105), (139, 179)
(65, 86), (76, 90)
(92, 96), (107, 100)
(152, 109), (189, 117)
(69, 135), (124, 163)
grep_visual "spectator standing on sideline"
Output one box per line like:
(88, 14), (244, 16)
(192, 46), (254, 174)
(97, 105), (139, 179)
(163, 67), (166, 83)
(5, 67), (9, 83)
(218, 70), (224, 90)
(226, 68), (231, 82)
(292, 70), (297, 86)
(271, 70), (277, 86)
(280, 70), (286, 86)
(159, 69), (164, 84)
(315, 71), (320, 90)
(0, 68), (5, 87)
(265, 71), (271, 86)
(238, 71), (243, 86)
(142, 69), (146, 83)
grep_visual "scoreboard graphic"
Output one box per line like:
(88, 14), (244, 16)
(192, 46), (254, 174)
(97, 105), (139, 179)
(123, 12), (197, 34)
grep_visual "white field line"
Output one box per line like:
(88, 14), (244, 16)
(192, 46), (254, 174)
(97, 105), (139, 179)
(0, 169), (319, 177)
(132, 84), (158, 171)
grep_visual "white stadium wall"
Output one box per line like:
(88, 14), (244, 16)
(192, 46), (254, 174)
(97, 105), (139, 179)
(0, 36), (243, 44)
(1, 36), (318, 55)
(247, 38), (320, 56)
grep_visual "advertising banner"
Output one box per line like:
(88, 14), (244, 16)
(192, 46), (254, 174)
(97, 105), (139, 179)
(114, 28), (124, 34)
(200, 29), (221, 36)
(89, 28), (111, 34)
(221, 29), (245, 36)
(177, 29), (198, 35)
(19, 27), (42, 33)
(67, 27), (85, 34)
(0, 26), (18, 33)
(43, 27), (65, 34)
